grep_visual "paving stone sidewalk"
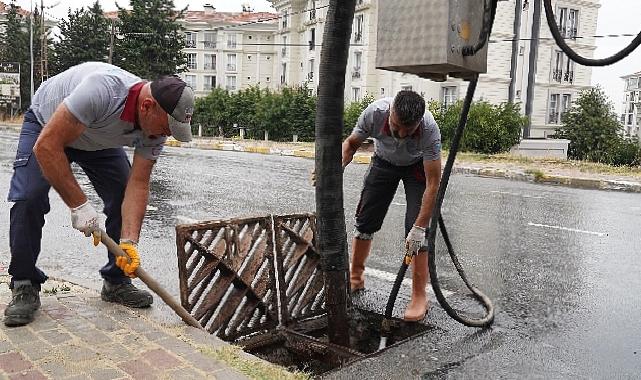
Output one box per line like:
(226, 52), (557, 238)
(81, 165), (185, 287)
(0, 275), (250, 380)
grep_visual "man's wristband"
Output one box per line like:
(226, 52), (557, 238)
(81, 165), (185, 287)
(412, 225), (426, 231)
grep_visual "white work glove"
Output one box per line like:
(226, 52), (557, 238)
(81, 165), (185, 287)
(406, 225), (426, 255)
(70, 201), (102, 246)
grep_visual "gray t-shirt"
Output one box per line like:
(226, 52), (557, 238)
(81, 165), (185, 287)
(31, 62), (166, 160)
(351, 97), (441, 166)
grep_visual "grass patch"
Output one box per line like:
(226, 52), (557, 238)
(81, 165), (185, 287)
(524, 168), (546, 182)
(42, 284), (71, 295)
(199, 345), (310, 380)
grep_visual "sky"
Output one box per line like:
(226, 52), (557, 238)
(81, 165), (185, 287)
(12, 0), (641, 114)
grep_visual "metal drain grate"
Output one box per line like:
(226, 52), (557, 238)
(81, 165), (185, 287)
(176, 216), (278, 341)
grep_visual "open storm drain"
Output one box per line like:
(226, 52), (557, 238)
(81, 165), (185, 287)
(176, 214), (431, 376)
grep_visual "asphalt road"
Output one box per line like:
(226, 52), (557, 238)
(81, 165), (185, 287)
(1, 130), (641, 379)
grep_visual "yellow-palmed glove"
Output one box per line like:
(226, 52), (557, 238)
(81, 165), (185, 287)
(117, 240), (140, 278)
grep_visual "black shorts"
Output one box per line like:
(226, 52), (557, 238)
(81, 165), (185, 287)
(354, 156), (426, 238)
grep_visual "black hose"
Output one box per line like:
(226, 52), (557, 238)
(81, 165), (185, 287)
(425, 76), (494, 328)
(463, 0), (498, 56)
(543, 0), (641, 66)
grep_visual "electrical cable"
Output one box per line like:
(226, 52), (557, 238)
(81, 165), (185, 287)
(543, 0), (641, 66)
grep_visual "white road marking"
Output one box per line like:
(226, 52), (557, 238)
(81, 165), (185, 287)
(366, 267), (454, 296)
(528, 222), (607, 237)
(391, 202), (407, 206)
(491, 190), (544, 199)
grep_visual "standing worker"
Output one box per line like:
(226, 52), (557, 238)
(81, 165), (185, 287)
(343, 90), (442, 321)
(5, 62), (195, 326)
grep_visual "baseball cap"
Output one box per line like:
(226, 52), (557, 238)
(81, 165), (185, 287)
(150, 76), (194, 142)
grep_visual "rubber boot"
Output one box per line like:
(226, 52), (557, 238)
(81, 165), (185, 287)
(350, 238), (371, 292)
(404, 251), (429, 321)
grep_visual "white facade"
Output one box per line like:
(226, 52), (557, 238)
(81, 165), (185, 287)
(178, 7), (279, 96)
(268, 0), (600, 138)
(620, 72), (641, 139)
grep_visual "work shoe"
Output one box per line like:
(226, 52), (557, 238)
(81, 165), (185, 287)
(101, 281), (153, 308)
(4, 280), (41, 327)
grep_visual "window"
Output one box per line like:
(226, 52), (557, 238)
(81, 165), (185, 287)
(226, 54), (237, 71)
(185, 75), (196, 89)
(308, 59), (315, 81)
(549, 94), (560, 124)
(352, 87), (361, 101)
(204, 32), (216, 48)
(352, 51), (362, 79)
(226, 76), (237, 91)
(561, 94), (572, 117)
(204, 54), (216, 71)
(558, 7), (579, 39)
(309, 28), (316, 50)
(187, 53), (197, 70)
(309, 0), (316, 20)
(266, 76), (271, 82)
(564, 56), (574, 83)
(204, 75), (216, 91)
(441, 86), (457, 108)
(227, 33), (238, 48)
(185, 32), (197, 48)
(380, 88), (385, 96)
(281, 63), (287, 85)
(354, 15), (364, 42)
(282, 11), (289, 29)
(553, 50), (563, 83)
(402, 85), (413, 91)
(282, 36), (287, 57)
(247, 55), (252, 61)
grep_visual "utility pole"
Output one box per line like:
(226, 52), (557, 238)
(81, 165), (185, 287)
(508, 0), (523, 104)
(29, 0), (34, 99)
(524, 0), (542, 139)
(40, 0), (48, 83)
(109, 19), (115, 64)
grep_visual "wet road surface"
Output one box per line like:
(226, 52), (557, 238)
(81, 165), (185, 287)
(1, 130), (641, 379)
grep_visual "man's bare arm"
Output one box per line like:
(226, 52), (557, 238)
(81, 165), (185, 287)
(120, 154), (155, 243)
(342, 134), (363, 168)
(33, 104), (87, 208)
(413, 158), (442, 228)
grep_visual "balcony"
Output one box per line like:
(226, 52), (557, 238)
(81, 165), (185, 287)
(563, 71), (574, 84)
(309, 40), (315, 50)
(227, 42), (238, 49)
(227, 64), (237, 72)
(186, 40), (197, 49)
(552, 69), (563, 83)
(281, 47), (287, 57)
(204, 41), (216, 49)
(548, 111), (560, 124)
(307, 72), (314, 81)
(204, 63), (216, 71)
(309, 9), (316, 20)
(561, 27), (578, 39)
(226, 85), (236, 91)
(352, 68), (361, 79)
(354, 32), (363, 43)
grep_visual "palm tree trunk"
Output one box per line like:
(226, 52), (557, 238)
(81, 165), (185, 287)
(315, 0), (356, 347)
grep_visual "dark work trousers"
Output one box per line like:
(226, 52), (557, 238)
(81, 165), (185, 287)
(354, 155), (427, 248)
(7, 109), (131, 289)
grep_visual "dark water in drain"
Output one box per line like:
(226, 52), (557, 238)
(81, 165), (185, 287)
(245, 308), (432, 376)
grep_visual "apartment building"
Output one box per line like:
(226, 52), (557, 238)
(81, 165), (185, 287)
(621, 71), (641, 138)
(178, 5), (279, 96)
(268, 0), (600, 138)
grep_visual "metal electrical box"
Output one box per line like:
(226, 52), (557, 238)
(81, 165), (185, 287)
(376, 0), (489, 81)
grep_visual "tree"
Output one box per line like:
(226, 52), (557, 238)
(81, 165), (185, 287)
(314, 0), (356, 347)
(192, 87), (230, 136)
(343, 93), (375, 138)
(555, 87), (638, 164)
(114, 0), (187, 79)
(52, 1), (110, 75)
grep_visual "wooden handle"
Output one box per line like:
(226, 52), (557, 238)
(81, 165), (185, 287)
(99, 231), (204, 331)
